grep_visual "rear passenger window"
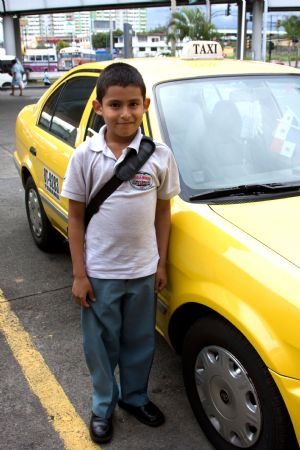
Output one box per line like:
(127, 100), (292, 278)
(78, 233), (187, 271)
(38, 76), (97, 147)
(39, 85), (63, 130)
(85, 110), (105, 140)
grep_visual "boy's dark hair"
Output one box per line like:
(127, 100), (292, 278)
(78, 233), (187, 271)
(96, 62), (146, 102)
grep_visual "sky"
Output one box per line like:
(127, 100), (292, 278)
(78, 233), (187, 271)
(146, 4), (300, 31)
(147, 5), (241, 30)
(147, 6), (171, 28)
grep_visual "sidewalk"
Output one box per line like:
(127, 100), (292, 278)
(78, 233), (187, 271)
(27, 70), (66, 84)
(27, 81), (51, 89)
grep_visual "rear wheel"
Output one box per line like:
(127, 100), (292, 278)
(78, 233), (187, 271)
(22, 71), (28, 86)
(25, 177), (60, 251)
(182, 316), (297, 450)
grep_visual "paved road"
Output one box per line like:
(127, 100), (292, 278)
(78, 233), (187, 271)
(0, 87), (215, 450)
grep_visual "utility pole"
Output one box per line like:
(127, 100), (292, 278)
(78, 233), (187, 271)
(240, 0), (246, 60)
(206, 0), (211, 23)
(262, 0), (269, 61)
(171, 1), (176, 17)
(109, 11), (113, 58)
(171, 0), (176, 56)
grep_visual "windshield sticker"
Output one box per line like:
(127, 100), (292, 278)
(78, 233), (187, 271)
(44, 167), (60, 199)
(271, 108), (300, 158)
(130, 172), (154, 190)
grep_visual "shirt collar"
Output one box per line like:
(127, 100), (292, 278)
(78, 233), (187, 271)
(89, 124), (143, 154)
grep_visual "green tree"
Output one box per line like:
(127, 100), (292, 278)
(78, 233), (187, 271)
(149, 26), (167, 34)
(167, 7), (218, 55)
(281, 15), (300, 67)
(114, 29), (123, 38)
(92, 32), (109, 49)
(56, 40), (70, 53)
(92, 30), (123, 50)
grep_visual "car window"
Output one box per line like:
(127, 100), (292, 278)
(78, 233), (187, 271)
(155, 75), (300, 196)
(39, 84), (64, 131)
(38, 76), (97, 147)
(0, 58), (14, 74)
(85, 110), (105, 139)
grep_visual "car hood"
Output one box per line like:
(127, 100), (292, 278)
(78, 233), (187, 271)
(210, 196), (300, 268)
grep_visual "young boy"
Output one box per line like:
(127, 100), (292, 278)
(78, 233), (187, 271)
(61, 62), (180, 444)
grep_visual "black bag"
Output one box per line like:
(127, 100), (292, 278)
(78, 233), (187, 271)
(85, 136), (155, 229)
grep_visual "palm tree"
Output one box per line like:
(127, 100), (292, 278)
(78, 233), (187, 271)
(280, 15), (300, 67)
(167, 7), (218, 55)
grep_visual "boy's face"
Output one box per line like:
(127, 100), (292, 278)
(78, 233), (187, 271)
(93, 85), (150, 143)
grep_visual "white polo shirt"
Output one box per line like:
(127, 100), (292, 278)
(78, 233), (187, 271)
(61, 126), (180, 279)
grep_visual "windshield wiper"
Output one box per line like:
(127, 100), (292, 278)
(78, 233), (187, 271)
(190, 183), (300, 201)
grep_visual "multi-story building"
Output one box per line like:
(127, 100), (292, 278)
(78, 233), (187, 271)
(91, 9), (146, 33)
(20, 9), (148, 48)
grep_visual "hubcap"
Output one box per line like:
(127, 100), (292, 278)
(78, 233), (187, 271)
(194, 345), (261, 448)
(27, 188), (43, 237)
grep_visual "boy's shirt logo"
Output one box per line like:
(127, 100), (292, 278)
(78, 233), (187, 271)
(130, 172), (154, 190)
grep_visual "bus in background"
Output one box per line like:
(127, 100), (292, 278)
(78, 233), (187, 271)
(57, 47), (96, 70)
(23, 48), (58, 73)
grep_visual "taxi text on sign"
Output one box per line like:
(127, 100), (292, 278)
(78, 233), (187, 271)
(181, 41), (223, 60)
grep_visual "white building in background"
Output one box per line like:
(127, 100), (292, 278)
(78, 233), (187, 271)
(19, 9), (147, 48)
(91, 9), (147, 33)
(115, 33), (170, 58)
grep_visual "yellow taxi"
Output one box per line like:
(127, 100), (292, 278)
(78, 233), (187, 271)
(14, 41), (300, 450)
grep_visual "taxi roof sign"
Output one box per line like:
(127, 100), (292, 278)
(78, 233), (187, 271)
(181, 41), (223, 60)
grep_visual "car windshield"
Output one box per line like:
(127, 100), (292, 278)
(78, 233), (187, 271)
(156, 75), (300, 199)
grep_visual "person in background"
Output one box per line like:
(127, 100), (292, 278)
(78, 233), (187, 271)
(43, 69), (51, 86)
(10, 58), (24, 96)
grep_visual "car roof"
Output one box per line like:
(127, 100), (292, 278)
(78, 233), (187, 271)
(0, 55), (16, 60)
(71, 57), (300, 88)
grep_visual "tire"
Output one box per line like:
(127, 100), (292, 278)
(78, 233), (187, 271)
(182, 315), (297, 450)
(23, 71), (29, 85)
(25, 177), (59, 251)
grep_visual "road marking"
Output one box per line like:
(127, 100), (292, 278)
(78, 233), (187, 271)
(0, 290), (99, 450)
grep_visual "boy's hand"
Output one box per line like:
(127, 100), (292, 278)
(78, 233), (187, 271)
(72, 275), (96, 308)
(155, 263), (168, 293)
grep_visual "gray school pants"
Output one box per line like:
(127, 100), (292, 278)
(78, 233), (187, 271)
(81, 275), (156, 418)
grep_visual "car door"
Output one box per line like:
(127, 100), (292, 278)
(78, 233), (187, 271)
(32, 74), (98, 235)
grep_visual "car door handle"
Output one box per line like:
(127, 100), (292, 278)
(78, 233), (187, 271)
(29, 146), (37, 156)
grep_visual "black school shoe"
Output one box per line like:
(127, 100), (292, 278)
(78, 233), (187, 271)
(90, 413), (113, 444)
(118, 400), (165, 427)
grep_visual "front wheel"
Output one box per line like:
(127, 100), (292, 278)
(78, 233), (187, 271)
(25, 177), (60, 251)
(182, 316), (297, 450)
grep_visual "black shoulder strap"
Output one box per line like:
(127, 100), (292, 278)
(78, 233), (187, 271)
(85, 136), (155, 229)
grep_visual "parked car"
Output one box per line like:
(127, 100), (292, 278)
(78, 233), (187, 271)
(0, 54), (17, 73)
(0, 71), (27, 90)
(0, 71), (13, 88)
(14, 41), (300, 450)
(0, 55), (28, 88)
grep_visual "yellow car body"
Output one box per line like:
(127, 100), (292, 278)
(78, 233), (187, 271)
(14, 42), (300, 449)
